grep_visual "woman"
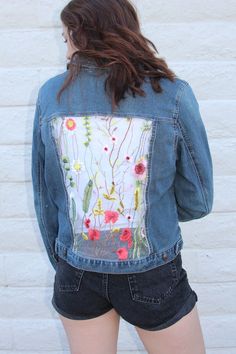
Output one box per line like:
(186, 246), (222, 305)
(31, 0), (213, 353)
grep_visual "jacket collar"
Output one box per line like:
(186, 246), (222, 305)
(67, 53), (109, 71)
(68, 53), (98, 67)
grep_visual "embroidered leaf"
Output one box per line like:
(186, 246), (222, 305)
(93, 198), (104, 215)
(83, 179), (93, 213)
(62, 156), (69, 163)
(83, 116), (92, 146)
(142, 122), (152, 132)
(120, 200), (125, 208)
(103, 193), (116, 201)
(93, 209), (104, 216)
(110, 183), (115, 195)
(81, 232), (89, 240)
(97, 198), (102, 209)
(134, 188), (140, 210)
(117, 207), (123, 214)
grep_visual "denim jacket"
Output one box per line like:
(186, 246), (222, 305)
(31, 55), (214, 274)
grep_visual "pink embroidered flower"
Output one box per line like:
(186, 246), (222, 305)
(116, 247), (128, 260)
(103, 145), (109, 152)
(104, 210), (119, 224)
(132, 158), (147, 180)
(84, 218), (91, 229)
(88, 228), (100, 240)
(120, 228), (132, 242)
(65, 118), (76, 131)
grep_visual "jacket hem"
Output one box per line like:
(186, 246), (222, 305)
(54, 237), (184, 274)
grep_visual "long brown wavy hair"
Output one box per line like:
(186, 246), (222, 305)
(57, 0), (177, 112)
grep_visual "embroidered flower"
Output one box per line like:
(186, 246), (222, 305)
(103, 145), (109, 152)
(71, 159), (84, 174)
(116, 247), (128, 260)
(125, 154), (132, 162)
(64, 118), (76, 131)
(132, 157), (147, 180)
(104, 210), (119, 224)
(120, 228), (132, 242)
(84, 218), (91, 229)
(112, 227), (120, 233)
(125, 214), (133, 222)
(111, 135), (117, 143)
(88, 228), (100, 240)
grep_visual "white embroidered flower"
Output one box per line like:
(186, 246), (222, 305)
(71, 159), (84, 173)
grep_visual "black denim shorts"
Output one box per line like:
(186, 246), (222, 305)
(51, 251), (198, 331)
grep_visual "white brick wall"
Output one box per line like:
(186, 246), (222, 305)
(0, 1), (235, 353)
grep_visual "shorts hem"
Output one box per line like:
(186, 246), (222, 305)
(51, 295), (113, 320)
(135, 289), (198, 331)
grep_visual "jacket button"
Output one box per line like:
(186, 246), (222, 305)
(162, 253), (168, 261)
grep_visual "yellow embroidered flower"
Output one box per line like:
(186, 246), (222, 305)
(112, 227), (120, 233)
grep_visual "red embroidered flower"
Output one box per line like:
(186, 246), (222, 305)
(88, 228), (100, 240)
(135, 162), (145, 175)
(116, 247), (128, 260)
(120, 228), (132, 242)
(104, 210), (119, 224)
(132, 158), (147, 180)
(84, 218), (91, 228)
(65, 118), (76, 131)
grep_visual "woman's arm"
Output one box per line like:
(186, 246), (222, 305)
(31, 91), (59, 270)
(174, 81), (214, 222)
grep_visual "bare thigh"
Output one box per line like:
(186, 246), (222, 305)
(135, 304), (206, 354)
(59, 308), (120, 354)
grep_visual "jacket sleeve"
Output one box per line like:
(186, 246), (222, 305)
(31, 92), (59, 270)
(174, 81), (214, 222)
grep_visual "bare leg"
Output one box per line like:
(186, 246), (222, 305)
(59, 308), (120, 354)
(135, 304), (206, 354)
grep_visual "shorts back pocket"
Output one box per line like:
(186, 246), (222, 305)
(127, 252), (182, 304)
(55, 257), (85, 292)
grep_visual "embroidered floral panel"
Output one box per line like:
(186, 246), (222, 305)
(50, 115), (154, 261)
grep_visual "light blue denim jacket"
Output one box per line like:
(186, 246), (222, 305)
(31, 56), (214, 274)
